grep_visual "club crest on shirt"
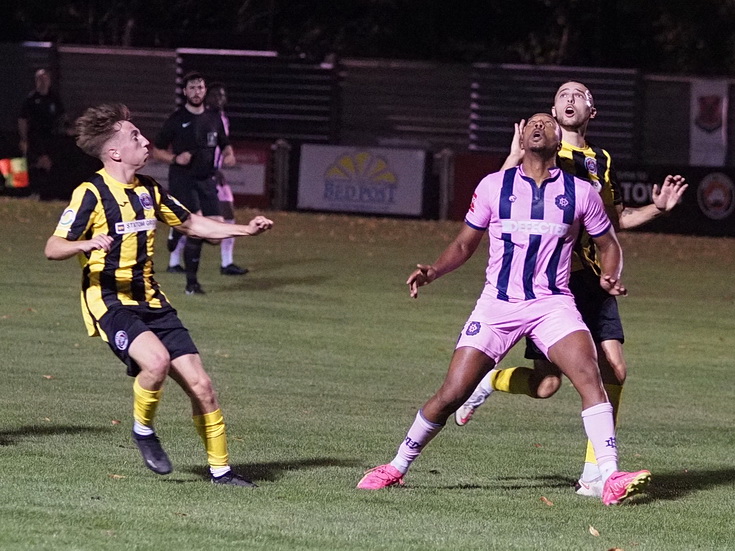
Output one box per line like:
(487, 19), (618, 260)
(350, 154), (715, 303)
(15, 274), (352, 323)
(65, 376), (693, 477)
(115, 330), (129, 351)
(555, 195), (572, 210)
(466, 321), (481, 336)
(584, 156), (598, 177)
(139, 192), (153, 210)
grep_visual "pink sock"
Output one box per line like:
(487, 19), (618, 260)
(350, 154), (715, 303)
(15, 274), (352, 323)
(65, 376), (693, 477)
(220, 219), (235, 267)
(390, 410), (443, 474)
(581, 402), (618, 480)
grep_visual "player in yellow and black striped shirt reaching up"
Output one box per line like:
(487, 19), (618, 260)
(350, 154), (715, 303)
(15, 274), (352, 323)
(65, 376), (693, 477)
(45, 103), (273, 486)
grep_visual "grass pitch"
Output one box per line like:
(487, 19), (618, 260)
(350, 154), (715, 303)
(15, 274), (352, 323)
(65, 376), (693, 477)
(0, 196), (734, 550)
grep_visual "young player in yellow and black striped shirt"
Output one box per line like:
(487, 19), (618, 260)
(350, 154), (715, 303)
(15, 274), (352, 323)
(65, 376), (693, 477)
(45, 103), (273, 486)
(454, 81), (687, 497)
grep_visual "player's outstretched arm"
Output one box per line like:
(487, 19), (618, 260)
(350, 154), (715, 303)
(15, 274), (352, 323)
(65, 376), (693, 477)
(178, 213), (273, 240)
(618, 174), (687, 230)
(45, 234), (113, 261)
(406, 224), (484, 298)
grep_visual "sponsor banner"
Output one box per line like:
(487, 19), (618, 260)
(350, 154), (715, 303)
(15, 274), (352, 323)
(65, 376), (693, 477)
(617, 166), (735, 237)
(225, 141), (270, 199)
(689, 79), (728, 167)
(138, 141), (271, 208)
(297, 145), (426, 216)
(449, 152), (505, 221)
(500, 219), (569, 236)
(115, 218), (157, 235)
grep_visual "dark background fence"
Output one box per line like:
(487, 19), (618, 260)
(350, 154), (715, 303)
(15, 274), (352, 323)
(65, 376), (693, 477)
(3, 42), (735, 165)
(2, 42), (735, 235)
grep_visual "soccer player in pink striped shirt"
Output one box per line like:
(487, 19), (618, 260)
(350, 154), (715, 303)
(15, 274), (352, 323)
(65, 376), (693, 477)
(357, 113), (650, 505)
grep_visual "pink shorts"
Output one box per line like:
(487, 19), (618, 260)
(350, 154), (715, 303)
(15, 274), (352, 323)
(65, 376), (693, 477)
(455, 292), (588, 363)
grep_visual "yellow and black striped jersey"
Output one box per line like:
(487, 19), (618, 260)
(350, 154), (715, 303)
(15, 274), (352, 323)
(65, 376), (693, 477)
(557, 141), (622, 274)
(53, 169), (190, 338)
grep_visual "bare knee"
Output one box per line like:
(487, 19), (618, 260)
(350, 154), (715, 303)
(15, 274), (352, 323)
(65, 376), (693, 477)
(605, 358), (626, 385)
(599, 341), (627, 385)
(530, 359), (562, 399)
(138, 350), (171, 383)
(433, 382), (471, 413)
(533, 374), (562, 398)
(188, 372), (216, 402)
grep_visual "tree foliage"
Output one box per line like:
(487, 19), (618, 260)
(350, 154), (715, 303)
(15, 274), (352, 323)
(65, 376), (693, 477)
(2, 0), (735, 73)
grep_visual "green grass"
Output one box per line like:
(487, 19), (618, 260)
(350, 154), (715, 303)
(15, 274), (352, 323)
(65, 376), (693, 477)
(1, 196), (734, 550)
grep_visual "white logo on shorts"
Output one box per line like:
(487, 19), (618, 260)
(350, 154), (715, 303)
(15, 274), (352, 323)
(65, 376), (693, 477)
(115, 331), (129, 351)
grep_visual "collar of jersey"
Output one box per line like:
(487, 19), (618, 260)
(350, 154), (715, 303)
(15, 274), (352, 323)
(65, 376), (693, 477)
(517, 165), (561, 187)
(99, 168), (138, 189)
(561, 139), (592, 153)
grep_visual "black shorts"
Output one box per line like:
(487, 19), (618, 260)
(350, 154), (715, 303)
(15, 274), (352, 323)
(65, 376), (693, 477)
(98, 304), (198, 377)
(169, 174), (221, 217)
(524, 269), (625, 360)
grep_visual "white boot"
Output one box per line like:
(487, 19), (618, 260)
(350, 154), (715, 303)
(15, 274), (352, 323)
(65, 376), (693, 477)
(454, 369), (497, 426)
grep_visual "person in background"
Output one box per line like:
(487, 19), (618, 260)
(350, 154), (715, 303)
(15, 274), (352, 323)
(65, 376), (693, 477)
(168, 82), (248, 276)
(152, 71), (236, 295)
(18, 68), (66, 201)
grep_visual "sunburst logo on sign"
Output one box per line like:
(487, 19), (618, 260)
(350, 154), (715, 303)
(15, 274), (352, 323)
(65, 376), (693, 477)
(323, 151), (398, 206)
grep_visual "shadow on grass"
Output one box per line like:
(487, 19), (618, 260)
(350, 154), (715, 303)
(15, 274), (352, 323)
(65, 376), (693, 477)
(181, 457), (363, 483)
(640, 468), (735, 502)
(0, 424), (111, 446)
(436, 474), (574, 491)
(437, 468), (735, 503)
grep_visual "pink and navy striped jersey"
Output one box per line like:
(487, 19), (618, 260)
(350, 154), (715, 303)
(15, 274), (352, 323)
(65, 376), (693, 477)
(465, 165), (611, 302)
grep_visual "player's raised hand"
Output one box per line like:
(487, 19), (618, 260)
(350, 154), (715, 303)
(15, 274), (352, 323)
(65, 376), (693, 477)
(652, 174), (687, 212)
(500, 119), (526, 170)
(407, 264), (437, 299)
(510, 119), (526, 159)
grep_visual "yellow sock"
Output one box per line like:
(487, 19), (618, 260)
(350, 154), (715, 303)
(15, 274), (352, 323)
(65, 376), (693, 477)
(490, 367), (535, 397)
(584, 383), (624, 464)
(133, 377), (162, 427)
(193, 409), (229, 468)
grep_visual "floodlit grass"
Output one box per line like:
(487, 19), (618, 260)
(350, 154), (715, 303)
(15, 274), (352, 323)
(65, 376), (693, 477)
(1, 196), (734, 550)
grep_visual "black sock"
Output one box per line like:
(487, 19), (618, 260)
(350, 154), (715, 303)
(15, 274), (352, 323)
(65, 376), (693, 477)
(184, 237), (203, 286)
